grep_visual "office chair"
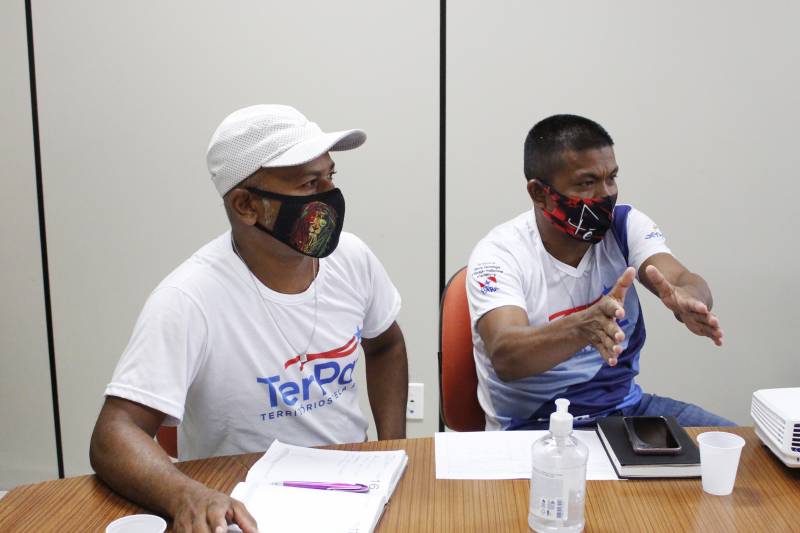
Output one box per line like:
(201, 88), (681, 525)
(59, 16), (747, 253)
(438, 267), (485, 432)
(156, 426), (178, 458)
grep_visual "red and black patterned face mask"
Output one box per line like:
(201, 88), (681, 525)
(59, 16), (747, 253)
(538, 181), (617, 243)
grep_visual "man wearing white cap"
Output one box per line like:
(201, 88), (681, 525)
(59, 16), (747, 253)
(90, 105), (409, 533)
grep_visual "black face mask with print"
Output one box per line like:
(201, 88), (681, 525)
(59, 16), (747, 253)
(247, 187), (345, 258)
(539, 182), (617, 244)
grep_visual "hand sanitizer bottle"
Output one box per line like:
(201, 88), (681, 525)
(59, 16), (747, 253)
(528, 398), (588, 533)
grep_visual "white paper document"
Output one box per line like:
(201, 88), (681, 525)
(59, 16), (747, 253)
(241, 440), (407, 497)
(435, 430), (619, 480)
(230, 484), (383, 533)
(229, 440), (408, 533)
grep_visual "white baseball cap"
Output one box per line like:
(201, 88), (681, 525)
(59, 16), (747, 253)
(206, 104), (366, 196)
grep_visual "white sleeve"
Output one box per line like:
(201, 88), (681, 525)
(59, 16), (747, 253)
(360, 244), (402, 339)
(105, 286), (208, 425)
(626, 208), (672, 272)
(466, 239), (527, 324)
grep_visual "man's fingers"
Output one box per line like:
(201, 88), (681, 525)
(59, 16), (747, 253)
(610, 267), (636, 301)
(600, 297), (625, 320)
(593, 341), (613, 365)
(608, 340), (622, 365)
(706, 325), (724, 341)
(192, 514), (213, 533)
(601, 332), (615, 353)
(174, 514), (192, 533)
(645, 264), (674, 300)
(605, 321), (625, 343)
(231, 499), (259, 533)
(685, 317), (723, 343)
(685, 310), (720, 329)
(206, 502), (228, 533)
(606, 346), (619, 366)
(584, 299), (627, 365)
(593, 331), (621, 366)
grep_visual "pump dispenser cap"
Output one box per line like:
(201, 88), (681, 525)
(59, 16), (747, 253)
(549, 398), (573, 436)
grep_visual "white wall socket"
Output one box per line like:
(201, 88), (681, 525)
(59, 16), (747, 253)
(406, 383), (424, 420)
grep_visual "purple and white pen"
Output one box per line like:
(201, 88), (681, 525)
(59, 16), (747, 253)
(272, 481), (370, 493)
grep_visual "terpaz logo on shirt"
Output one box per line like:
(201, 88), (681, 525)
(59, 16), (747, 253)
(255, 328), (362, 421)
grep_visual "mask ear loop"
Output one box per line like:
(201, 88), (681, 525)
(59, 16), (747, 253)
(532, 179), (560, 222)
(252, 189), (283, 242)
(530, 179), (557, 210)
(247, 187), (290, 250)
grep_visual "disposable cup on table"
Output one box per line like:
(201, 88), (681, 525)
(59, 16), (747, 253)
(697, 431), (745, 496)
(105, 514), (167, 533)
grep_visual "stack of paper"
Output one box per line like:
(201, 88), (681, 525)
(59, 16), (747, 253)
(434, 430), (619, 480)
(230, 440), (408, 533)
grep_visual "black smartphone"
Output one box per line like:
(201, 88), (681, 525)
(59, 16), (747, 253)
(623, 416), (682, 455)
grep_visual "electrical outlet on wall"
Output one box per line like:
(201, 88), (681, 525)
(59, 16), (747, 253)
(406, 383), (424, 420)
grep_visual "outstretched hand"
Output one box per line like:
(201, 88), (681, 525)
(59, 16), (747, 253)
(579, 267), (636, 366)
(645, 264), (723, 346)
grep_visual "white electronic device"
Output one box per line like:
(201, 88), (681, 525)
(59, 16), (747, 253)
(750, 387), (800, 468)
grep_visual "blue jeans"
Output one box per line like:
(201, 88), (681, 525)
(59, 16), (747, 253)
(509, 393), (735, 430)
(619, 393), (735, 427)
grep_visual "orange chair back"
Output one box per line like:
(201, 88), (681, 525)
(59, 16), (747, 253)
(438, 267), (485, 431)
(157, 426), (178, 458)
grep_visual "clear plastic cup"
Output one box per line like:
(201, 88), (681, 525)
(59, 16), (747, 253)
(697, 431), (745, 496)
(105, 514), (167, 533)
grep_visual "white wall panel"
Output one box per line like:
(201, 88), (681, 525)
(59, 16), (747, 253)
(34, 1), (438, 475)
(447, 1), (800, 424)
(0, 1), (58, 488)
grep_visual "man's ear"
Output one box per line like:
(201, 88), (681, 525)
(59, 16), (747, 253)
(527, 179), (547, 211)
(226, 188), (260, 226)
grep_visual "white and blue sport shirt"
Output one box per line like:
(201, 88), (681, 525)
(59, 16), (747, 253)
(467, 205), (670, 430)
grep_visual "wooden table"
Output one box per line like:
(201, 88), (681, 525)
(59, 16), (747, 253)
(0, 427), (798, 532)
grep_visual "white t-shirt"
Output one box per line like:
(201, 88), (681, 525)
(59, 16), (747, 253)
(106, 231), (401, 460)
(467, 205), (670, 430)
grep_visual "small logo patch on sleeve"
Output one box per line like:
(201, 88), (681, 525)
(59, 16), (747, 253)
(472, 262), (503, 294)
(644, 224), (664, 240)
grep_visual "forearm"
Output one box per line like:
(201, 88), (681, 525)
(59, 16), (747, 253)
(674, 270), (713, 309)
(90, 419), (204, 517)
(490, 312), (589, 381)
(364, 334), (408, 440)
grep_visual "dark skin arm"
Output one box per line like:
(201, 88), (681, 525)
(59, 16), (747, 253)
(89, 397), (259, 533)
(479, 253), (723, 382)
(478, 267), (635, 382)
(639, 253), (723, 345)
(362, 321), (408, 439)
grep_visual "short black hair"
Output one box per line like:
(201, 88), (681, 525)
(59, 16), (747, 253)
(523, 114), (614, 182)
